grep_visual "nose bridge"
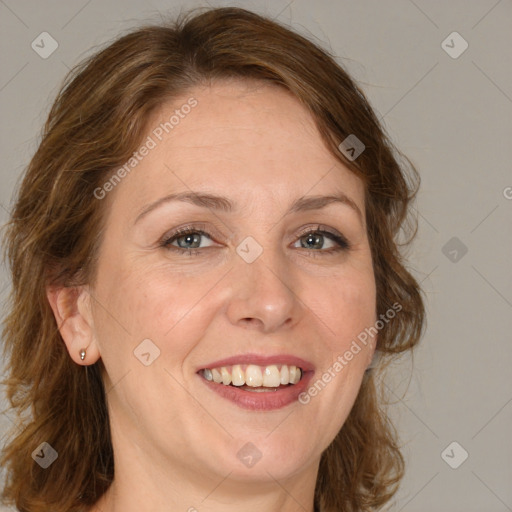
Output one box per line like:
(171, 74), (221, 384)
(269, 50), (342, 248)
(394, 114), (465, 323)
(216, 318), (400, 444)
(225, 234), (300, 332)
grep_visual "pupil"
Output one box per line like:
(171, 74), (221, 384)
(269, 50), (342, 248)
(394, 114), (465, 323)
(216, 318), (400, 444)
(180, 233), (200, 248)
(304, 233), (322, 249)
(178, 232), (325, 250)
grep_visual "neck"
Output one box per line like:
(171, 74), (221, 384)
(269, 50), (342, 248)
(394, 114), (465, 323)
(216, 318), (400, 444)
(90, 399), (321, 512)
(91, 466), (318, 512)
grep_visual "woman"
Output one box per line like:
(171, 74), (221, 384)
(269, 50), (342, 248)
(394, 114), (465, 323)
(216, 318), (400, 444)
(1, 7), (424, 512)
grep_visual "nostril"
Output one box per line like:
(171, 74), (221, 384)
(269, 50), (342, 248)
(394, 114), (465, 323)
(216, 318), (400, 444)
(240, 318), (264, 327)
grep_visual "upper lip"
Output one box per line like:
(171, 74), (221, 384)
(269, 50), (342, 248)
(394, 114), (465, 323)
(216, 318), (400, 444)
(198, 353), (315, 372)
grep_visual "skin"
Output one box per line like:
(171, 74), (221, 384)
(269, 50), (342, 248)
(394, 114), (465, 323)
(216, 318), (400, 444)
(47, 79), (377, 512)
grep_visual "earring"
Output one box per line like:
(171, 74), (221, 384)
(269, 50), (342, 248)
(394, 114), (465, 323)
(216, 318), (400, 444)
(79, 348), (87, 361)
(365, 351), (379, 372)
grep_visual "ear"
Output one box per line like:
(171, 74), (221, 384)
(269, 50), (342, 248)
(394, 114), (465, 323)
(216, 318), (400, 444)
(365, 333), (378, 369)
(46, 285), (101, 365)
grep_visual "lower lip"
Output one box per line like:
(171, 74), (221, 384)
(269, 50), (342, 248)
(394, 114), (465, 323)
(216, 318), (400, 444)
(198, 372), (314, 411)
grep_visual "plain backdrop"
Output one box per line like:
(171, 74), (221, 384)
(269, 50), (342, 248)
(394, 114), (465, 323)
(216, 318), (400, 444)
(1, 1), (511, 511)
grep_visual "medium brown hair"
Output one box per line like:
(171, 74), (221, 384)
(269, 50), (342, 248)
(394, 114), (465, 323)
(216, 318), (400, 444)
(1, 7), (425, 511)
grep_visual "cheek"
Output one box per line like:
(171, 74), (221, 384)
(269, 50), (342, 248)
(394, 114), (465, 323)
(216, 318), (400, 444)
(314, 268), (377, 352)
(92, 258), (222, 360)
(92, 241), (376, 371)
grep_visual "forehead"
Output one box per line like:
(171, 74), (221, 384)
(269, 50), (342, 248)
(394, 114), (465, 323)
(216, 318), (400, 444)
(107, 79), (365, 220)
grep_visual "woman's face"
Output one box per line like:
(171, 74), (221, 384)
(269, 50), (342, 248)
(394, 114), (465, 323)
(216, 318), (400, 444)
(88, 80), (376, 491)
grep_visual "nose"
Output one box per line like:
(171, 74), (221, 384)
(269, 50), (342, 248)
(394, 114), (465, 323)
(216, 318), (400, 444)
(225, 246), (303, 334)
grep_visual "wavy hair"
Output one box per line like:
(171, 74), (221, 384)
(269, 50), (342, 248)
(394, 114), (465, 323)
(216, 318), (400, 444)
(1, 7), (425, 511)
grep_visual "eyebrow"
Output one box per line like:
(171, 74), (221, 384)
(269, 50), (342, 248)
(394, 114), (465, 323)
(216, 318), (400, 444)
(134, 191), (363, 225)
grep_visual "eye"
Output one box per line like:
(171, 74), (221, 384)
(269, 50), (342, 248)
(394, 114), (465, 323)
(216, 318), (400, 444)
(160, 225), (216, 256)
(293, 226), (350, 255)
(160, 223), (351, 257)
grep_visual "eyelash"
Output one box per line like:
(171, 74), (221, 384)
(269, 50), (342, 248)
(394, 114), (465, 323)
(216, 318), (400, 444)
(159, 223), (351, 258)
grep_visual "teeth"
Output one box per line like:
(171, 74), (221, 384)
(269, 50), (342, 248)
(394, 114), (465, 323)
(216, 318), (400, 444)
(221, 367), (231, 385)
(212, 368), (222, 383)
(201, 364), (302, 387)
(245, 365), (263, 387)
(280, 364), (289, 385)
(289, 365), (298, 384)
(263, 365), (281, 387)
(231, 364), (244, 386)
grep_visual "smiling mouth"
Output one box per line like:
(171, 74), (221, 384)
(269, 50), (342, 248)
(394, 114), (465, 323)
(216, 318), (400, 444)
(199, 364), (303, 392)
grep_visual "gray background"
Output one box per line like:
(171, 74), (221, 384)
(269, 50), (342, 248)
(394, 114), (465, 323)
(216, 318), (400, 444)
(1, 1), (511, 511)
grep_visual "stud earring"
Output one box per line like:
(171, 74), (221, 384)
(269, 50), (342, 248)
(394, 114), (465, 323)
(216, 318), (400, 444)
(365, 351), (380, 372)
(79, 348), (87, 361)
